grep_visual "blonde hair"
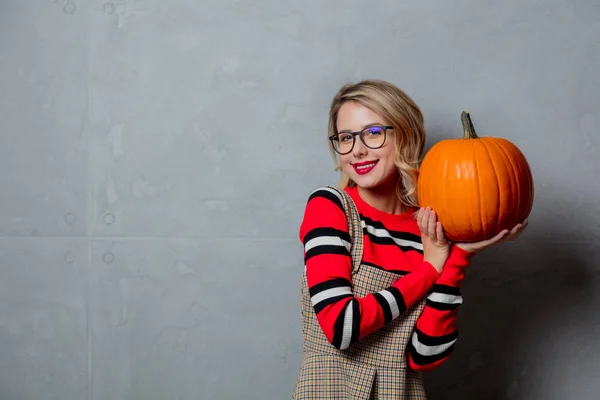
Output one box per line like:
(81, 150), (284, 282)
(327, 79), (426, 208)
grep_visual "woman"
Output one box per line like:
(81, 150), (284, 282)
(294, 80), (527, 399)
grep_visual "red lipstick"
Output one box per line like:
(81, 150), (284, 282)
(352, 160), (378, 175)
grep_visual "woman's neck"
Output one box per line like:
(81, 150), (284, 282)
(357, 184), (408, 215)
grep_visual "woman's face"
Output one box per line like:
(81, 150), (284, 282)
(335, 101), (398, 191)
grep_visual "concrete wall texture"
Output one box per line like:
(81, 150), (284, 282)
(0, 0), (598, 399)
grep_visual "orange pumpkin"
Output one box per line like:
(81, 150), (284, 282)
(417, 111), (534, 242)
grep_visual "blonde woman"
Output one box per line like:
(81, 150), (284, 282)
(294, 80), (527, 399)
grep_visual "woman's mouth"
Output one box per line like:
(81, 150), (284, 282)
(352, 160), (378, 175)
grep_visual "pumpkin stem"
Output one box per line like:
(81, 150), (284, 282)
(461, 111), (479, 139)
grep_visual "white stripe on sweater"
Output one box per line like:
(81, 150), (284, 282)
(411, 335), (457, 356)
(361, 220), (423, 251)
(427, 292), (463, 305)
(340, 302), (354, 350)
(305, 236), (351, 252)
(378, 289), (401, 319)
(311, 286), (352, 306)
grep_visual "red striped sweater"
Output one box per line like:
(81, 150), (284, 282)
(299, 185), (472, 371)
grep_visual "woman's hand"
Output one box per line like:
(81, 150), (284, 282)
(456, 220), (529, 254)
(417, 207), (450, 274)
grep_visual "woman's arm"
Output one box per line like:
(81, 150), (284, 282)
(300, 187), (441, 350)
(407, 245), (472, 371)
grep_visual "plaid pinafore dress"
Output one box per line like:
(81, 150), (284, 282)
(294, 186), (428, 400)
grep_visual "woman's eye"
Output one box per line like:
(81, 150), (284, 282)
(366, 127), (383, 136)
(339, 134), (352, 142)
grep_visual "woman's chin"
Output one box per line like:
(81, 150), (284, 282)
(351, 174), (380, 189)
(349, 170), (398, 191)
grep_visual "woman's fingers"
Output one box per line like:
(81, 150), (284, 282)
(417, 208), (445, 243)
(418, 207), (448, 245)
(436, 221), (446, 244)
(416, 208), (425, 232)
(417, 208), (428, 233)
(427, 209), (437, 238)
(508, 220), (528, 241)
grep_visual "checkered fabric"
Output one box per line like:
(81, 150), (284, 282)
(293, 186), (428, 400)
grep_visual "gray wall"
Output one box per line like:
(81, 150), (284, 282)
(0, 0), (598, 399)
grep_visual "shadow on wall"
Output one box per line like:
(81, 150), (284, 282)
(422, 223), (596, 400)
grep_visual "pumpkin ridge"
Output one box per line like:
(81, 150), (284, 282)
(523, 150), (535, 218)
(435, 146), (451, 232)
(464, 141), (478, 240)
(473, 140), (485, 239)
(491, 138), (519, 227)
(507, 139), (534, 221)
(484, 139), (508, 236)
(483, 138), (504, 239)
(441, 152), (453, 236)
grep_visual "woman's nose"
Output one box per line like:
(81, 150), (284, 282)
(352, 137), (368, 157)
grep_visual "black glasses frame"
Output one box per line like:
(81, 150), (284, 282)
(329, 125), (393, 155)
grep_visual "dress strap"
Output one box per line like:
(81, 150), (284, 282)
(323, 185), (364, 276)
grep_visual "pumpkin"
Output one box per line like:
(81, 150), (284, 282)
(417, 111), (534, 243)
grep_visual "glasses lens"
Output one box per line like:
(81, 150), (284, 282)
(362, 126), (385, 149)
(334, 133), (354, 154)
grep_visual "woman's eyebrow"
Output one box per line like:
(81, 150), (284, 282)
(337, 122), (385, 133)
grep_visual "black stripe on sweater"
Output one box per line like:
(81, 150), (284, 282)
(360, 215), (422, 243)
(387, 286), (407, 314)
(308, 188), (344, 212)
(413, 328), (459, 347)
(407, 341), (456, 366)
(303, 227), (351, 246)
(305, 245), (349, 262)
(426, 299), (461, 311)
(373, 292), (393, 324)
(350, 299), (361, 345)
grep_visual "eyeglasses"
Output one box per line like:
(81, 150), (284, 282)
(329, 125), (393, 155)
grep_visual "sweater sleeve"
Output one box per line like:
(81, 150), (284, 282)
(407, 245), (472, 371)
(300, 187), (441, 350)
